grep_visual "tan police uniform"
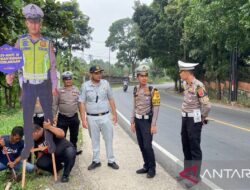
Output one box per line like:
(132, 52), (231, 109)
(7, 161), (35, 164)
(53, 71), (80, 148)
(131, 65), (160, 178)
(178, 60), (211, 185)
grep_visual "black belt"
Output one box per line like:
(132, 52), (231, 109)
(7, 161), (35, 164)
(87, 111), (109, 116)
(59, 113), (78, 118)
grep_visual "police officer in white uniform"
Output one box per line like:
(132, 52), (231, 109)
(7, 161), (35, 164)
(79, 65), (119, 170)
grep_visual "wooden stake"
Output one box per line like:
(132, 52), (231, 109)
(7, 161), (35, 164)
(21, 159), (27, 189)
(51, 153), (57, 181)
(5, 182), (12, 190)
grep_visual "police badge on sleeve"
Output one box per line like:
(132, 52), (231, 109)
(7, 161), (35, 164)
(152, 89), (160, 106)
(197, 87), (209, 104)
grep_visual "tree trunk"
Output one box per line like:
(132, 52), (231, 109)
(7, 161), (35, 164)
(216, 76), (222, 100)
(174, 79), (178, 91)
(178, 79), (182, 93)
(4, 87), (8, 106)
(8, 87), (12, 108)
(0, 87), (2, 107)
(132, 61), (136, 81)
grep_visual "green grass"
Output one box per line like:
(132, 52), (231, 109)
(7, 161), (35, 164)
(0, 107), (84, 189)
(0, 108), (51, 190)
(0, 172), (51, 190)
(207, 90), (250, 108)
(0, 106), (23, 135)
(150, 76), (172, 84)
(110, 83), (122, 88)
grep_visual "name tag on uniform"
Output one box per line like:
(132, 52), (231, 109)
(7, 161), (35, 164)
(193, 109), (201, 123)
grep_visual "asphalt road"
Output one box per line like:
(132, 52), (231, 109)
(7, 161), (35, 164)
(114, 83), (250, 190)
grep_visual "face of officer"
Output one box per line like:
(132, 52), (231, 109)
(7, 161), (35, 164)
(179, 70), (188, 80)
(137, 74), (148, 86)
(25, 19), (41, 37)
(91, 71), (102, 83)
(63, 78), (73, 87)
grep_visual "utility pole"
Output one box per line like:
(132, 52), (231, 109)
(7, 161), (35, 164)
(109, 47), (111, 82)
(230, 45), (238, 104)
(88, 54), (93, 63)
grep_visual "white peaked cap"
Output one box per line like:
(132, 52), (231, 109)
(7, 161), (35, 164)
(178, 60), (199, 70)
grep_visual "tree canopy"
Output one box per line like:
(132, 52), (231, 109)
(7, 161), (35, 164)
(0, 0), (92, 108)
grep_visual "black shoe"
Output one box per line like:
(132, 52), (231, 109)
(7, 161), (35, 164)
(184, 177), (201, 188)
(147, 169), (156, 178)
(61, 175), (69, 183)
(88, 162), (101, 170)
(76, 150), (82, 155)
(107, 162), (119, 170)
(136, 168), (148, 174)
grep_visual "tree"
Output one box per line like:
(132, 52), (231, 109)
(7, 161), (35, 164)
(0, 0), (92, 108)
(133, 0), (189, 89)
(183, 0), (249, 100)
(106, 18), (139, 79)
(60, 0), (92, 59)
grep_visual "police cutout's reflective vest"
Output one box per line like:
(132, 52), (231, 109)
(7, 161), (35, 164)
(19, 36), (50, 80)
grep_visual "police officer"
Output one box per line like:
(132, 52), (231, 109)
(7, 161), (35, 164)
(53, 71), (82, 154)
(6, 4), (57, 159)
(130, 65), (160, 178)
(176, 61), (211, 188)
(33, 97), (44, 127)
(79, 65), (119, 170)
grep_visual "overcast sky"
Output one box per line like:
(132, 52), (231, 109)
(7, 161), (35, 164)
(65, 0), (153, 63)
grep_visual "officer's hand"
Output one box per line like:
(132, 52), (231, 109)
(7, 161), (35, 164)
(7, 161), (15, 169)
(112, 114), (117, 126)
(5, 73), (15, 86)
(130, 123), (136, 133)
(82, 119), (88, 129)
(43, 119), (52, 130)
(202, 116), (208, 125)
(0, 138), (5, 147)
(53, 116), (58, 125)
(151, 126), (157, 134)
(52, 88), (58, 96)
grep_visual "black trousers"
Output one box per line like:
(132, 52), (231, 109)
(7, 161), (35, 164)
(33, 116), (44, 127)
(57, 113), (80, 148)
(36, 146), (76, 176)
(181, 117), (202, 178)
(135, 118), (156, 171)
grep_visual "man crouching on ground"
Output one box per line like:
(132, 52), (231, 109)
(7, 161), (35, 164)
(32, 120), (76, 182)
(0, 126), (34, 173)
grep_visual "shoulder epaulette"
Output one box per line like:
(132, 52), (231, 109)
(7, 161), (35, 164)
(42, 36), (50, 40)
(18, 34), (28, 39)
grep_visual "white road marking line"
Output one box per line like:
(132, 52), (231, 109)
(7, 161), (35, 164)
(117, 109), (223, 190)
